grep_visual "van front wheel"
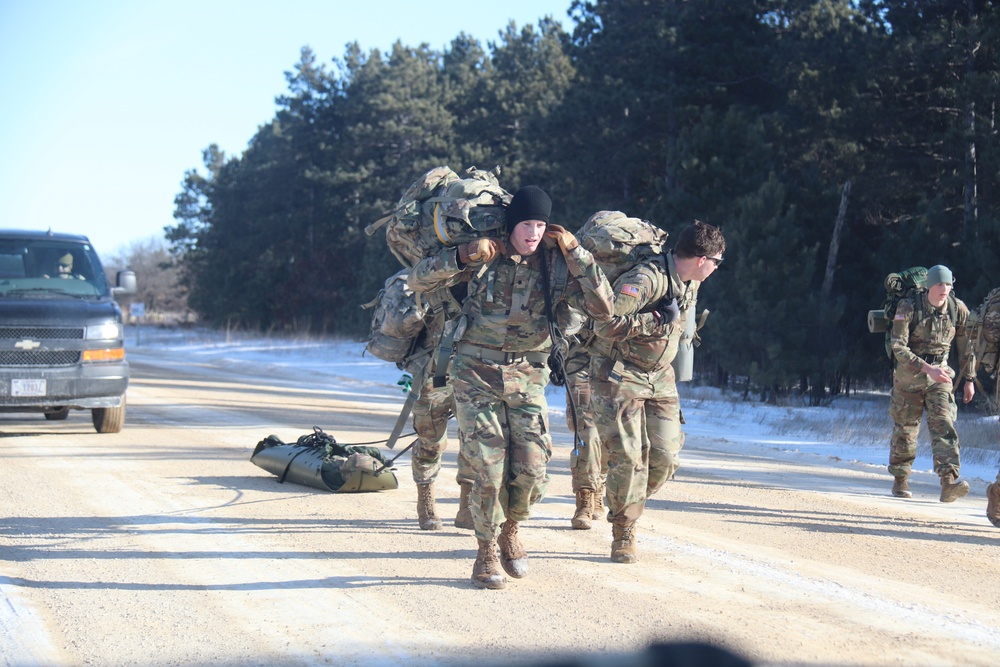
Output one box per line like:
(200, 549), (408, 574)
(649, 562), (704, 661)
(92, 399), (125, 433)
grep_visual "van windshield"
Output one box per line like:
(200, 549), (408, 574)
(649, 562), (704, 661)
(0, 239), (109, 297)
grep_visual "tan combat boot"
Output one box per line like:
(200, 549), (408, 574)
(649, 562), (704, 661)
(611, 521), (638, 564)
(571, 489), (594, 530)
(592, 483), (605, 521)
(497, 519), (529, 578)
(454, 481), (474, 530)
(416, 483), (442, 530)
(471, 539), (506, 590)
(986, 483), (1000, 527)
(892, 476), (912, 498)
(939, 472), (970, 503)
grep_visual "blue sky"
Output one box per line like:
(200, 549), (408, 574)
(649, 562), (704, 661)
(0, 0), (572, 259)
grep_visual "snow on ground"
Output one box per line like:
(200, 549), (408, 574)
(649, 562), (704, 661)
(126, 326), (1000, 487)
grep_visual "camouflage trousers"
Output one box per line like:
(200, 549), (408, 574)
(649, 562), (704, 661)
(565, 368), (608, 493)
(410, 371), (474, 486)
(888, 363), (961, 478)
(590, 357), (683, 523)
(450, 353), (552, 542)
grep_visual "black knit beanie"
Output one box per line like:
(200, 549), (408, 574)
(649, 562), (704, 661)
(506, 185), (551, 233)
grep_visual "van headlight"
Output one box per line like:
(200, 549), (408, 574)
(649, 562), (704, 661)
(86, 322), (123, 340)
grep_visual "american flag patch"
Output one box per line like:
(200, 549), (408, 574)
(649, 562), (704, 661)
(894, 313), (905, 320)
(620, 284), (640, 297)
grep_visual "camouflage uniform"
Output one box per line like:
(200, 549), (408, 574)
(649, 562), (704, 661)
(406, 289), (474, 488)
(405, 283), (475, 530)
(409, 374), (473, 486)
(407, 241), (613, 543)
(990, 469), (1000, 528)
(563, 339), (609, 528)
(888, 292), (974, 481)
(567, 346), (606, 493)
(590, 252), (699, 524)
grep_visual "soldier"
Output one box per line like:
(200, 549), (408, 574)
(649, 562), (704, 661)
(988, 474), (1000, 528)
(407, 185), (613, 589)
(590, 220), (725, 564)
(887, 264), (975, 501)
(564, 337), (608, 530)
(407, 329), (476, 530)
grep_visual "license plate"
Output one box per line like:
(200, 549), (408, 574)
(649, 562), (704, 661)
(12, 379), (46, 397)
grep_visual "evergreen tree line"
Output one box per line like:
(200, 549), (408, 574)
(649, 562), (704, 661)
(167, 0), (1000, 403)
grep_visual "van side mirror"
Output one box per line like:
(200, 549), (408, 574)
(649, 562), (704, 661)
(113, 270), (137, 295)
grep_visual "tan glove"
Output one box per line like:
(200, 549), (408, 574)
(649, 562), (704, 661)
(544, 224), (579, 253)
(459, 238), (501, 266)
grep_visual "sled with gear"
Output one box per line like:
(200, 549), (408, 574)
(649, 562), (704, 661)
(250, 426), (401, 493)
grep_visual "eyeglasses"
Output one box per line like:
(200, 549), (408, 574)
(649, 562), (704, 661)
(704, 255), (724, 267)
(58, 263), (72, 269)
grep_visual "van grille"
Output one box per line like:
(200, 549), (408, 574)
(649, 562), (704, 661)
(0, 351), (81, 366)
(0, 327), (85, 340)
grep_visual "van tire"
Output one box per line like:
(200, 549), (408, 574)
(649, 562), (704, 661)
(44, 407), (70, 420)
(92, 399), (125, 433)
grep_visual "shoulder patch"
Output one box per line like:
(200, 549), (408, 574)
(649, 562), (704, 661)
(620, 284), (640, 298)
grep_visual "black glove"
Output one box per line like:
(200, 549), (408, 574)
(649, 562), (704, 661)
(652, 297), (680, 325)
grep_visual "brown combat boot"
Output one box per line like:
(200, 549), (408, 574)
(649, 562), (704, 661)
(611, 521), (638, 564)
(571, 489), (594, 530)
(416, 483), (442, 530)
(471, 539), (506, 590)
(497, 519), (529, 578)
(454, 481), (474, 530)
(592, 484), (605, 521)
(892, 476), (912, 498)
(939, 472), (970, 503)
(986, 483), (1000, 527)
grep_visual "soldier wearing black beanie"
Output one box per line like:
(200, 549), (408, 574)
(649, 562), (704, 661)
(506, 185), (551, 234)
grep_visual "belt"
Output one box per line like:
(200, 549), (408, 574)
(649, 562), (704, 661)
(919, 352), (948, 365)
(456, 342), (548, 365)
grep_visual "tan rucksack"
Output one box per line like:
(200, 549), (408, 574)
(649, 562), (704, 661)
(970, 287), (1000, 375)
(360, 269), (427, 364)
(366, 165), (511, 269)
(578, 210), (669, 284)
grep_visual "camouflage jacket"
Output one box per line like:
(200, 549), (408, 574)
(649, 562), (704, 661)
(591, 251), (700, 372)
(407, 240), (613, 354)
(891, 292), (974, 379)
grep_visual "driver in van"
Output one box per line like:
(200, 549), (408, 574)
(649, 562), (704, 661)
(45, 253), (85, 280)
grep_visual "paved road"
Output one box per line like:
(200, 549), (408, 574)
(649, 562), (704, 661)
(2, 352), (999, 666)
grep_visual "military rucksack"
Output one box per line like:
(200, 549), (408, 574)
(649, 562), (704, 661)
(577, 210), (669, 285)
(970, 287), (1000, 375)
(360, 269), (427, 364)
(365, 165), (511, 269)
(868, 266), (957, 359)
